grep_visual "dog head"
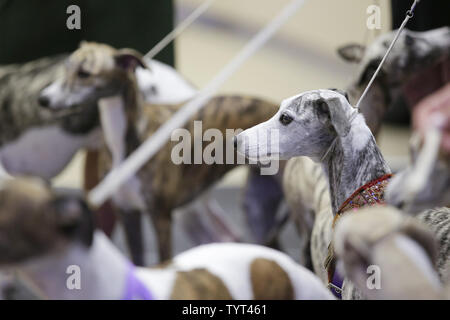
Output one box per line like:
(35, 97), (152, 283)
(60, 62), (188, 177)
(334, 206), (441, 299)
(339, 27), (450, 99)
(234, 89), (356, 162)
(0, 178), (94, 267)
(38, 42), (147, 110)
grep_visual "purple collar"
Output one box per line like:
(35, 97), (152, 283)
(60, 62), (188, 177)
(122, 263), (154, 300)
(328, 269), (343, 299)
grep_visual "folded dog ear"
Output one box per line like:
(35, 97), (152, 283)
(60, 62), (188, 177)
(337, 43), (365, 63)
(328, 88), (350, 103)
(318, 92), (354, 137)
(115, 49), (148, 71)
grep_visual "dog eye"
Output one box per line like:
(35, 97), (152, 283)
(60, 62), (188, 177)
(279, 113), (293, 126)
(77, 69), (91, 79)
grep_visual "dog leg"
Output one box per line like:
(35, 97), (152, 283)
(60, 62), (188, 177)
(120, 209), (145, 266)
(83, 150), (117, 238)
(150, 211), (172, 263)
(243, 166), (285, 245)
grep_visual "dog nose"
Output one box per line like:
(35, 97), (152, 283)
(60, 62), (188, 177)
(38, 95), (50, 108)
(233, 136), (238, 149)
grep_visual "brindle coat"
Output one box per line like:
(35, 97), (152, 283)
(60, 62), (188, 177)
(41, 42), (282, 264)
(98, 94), (280, 264)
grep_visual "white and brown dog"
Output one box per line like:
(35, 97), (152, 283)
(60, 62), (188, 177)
(0, 51), (196, 180)
(0, 178), (333, 300)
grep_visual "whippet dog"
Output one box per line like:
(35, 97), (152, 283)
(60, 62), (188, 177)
(338, 27), (450, 134)
(282, 27), (450, 275)
(38, 42), (282, 264)
(0, 46), (286, 252)
(235, 89), (392, 297)
(236, 89), (450, 298)
(0, 178), (333, 300)
(334, 206), (448, 300)
(0, 51), (195, 180)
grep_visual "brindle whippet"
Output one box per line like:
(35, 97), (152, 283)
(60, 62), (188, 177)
(38, 42), (282, 264)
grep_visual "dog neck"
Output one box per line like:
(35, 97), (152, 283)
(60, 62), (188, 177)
(98, 95), (128, 167)
(320, 113), (391, 213)
(98, 73), (144, 165)
(16, 231), (128, 299)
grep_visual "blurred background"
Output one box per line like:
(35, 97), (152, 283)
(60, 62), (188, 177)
(52, 0), (405, 191)
(5, 0), (446, 265)
(48, 0), (405, 263)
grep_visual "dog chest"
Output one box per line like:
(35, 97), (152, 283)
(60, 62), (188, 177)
(0, 125), (101, 179)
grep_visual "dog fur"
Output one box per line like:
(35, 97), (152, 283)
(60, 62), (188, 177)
(0, 51), (198, 179)
(281, 27), (450, 279)
(235, 89), (450, 299)
(334, 206), (448, 299)
(387, 131), (450, 213)
(339, 27), (450, 134)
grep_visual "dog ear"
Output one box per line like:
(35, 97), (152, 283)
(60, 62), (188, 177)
(328, 88), (350, 103)
(115, 49), (148, 71)
(337, 43), (365, 63)
(318, 92), (353, 137)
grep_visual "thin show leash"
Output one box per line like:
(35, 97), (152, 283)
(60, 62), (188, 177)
(320, 0), (421, 163)
(144, 0), (217, 60)
(355, 0), (420, 110)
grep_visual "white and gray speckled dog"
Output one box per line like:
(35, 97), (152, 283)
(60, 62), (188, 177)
(273, 27), (450, 269)
(235, 89), (390, 216)
(235, 89), (390, 298)
(280, 26), (450, 282)
(235, 89), (450, 299)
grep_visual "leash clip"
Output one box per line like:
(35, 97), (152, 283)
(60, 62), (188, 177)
(327, 282), (342, 294)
